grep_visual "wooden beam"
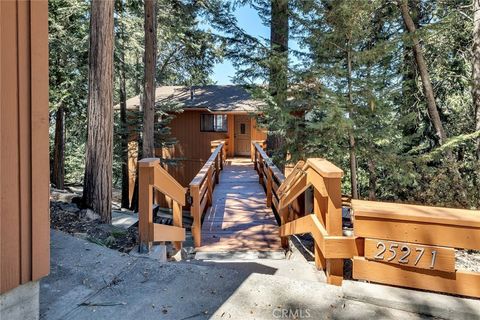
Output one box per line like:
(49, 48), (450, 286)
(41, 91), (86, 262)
(353, 257), (480, 299)
(172, 201), (183, 250)
(306, 158), (344, 179)
(280, 214), (362, 259)
(153, 164), (186, 206)
(152, 223), (185, 242)
(352, 199), (480, 228)
(354, 216), (480, 250)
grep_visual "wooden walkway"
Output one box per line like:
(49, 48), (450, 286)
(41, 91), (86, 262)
(197, 158), (283, 252)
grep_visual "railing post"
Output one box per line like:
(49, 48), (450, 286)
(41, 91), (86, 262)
(138, 158), (158, 252)
(254, 146), (258, 171)
(325, 177), (343, 286)
(190, 185), (201, 247)
(172, 200), (183, 250)
(279, 206), (289, 248)
(266, 167), (273, 207)
(313, 189), (326, 271)
(258, 157), (264, 185)
(215, 152), (220, 184)
(220, 144), (224, 170)
(311, 167), (343, 285)
(207, 166), (213, 206)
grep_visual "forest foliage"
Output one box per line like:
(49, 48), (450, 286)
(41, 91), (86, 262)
(49, 0), (480, 209)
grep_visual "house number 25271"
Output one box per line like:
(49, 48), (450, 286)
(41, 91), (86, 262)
(373, 241), (437, 269)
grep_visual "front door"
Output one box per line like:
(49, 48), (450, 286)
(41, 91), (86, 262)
(234, 115), (251, 156)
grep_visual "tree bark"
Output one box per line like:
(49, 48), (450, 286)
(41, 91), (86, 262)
(119, 0), (130, 209)
(367, 159), (377, 200)
(83, 0), (114, 223)
(346, 42), (358, 199)
(474, 0), (480, 159)
(52, 105), (65, 190)
(142, 0), (157, 158)
(267, 0), (288, 158)
(399, 0), (447, 145)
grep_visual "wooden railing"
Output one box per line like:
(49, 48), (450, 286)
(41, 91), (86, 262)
(252, 142), (361, 286)
(189, 141), (227, 247)
(252, 142), (480, 297)
(138, 158), (186, 252)
(351, 199), (480, 298)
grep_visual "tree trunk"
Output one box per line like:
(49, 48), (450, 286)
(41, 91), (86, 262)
(83, 0), (114, 223)
(52, 105), (65, 190)
(267, 0), (288, 158)
(399, 0), (447, 145)
(119, 0), (130, 209)
(474, 0), (480, 159)
(142, 0), (157, 158)
(346, 43), (358, 199)
(367, 159), (377, 200)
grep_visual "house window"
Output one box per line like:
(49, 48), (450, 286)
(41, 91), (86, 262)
(200, 114), (227, 132)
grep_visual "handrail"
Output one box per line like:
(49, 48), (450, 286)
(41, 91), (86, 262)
(252, 142), (350, 286)
(138, 158), (186, 252)
(252, 142), (480, 298)
(189, 141), (226, 247)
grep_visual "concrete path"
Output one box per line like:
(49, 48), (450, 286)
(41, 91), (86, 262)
(40, 230), (455, 320)
(197, 158), (282, 252)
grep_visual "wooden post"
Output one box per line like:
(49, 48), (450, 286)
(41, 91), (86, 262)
(254, 147), (258, 171)
(325, 178), (344, 285)
(279, 206), (289, 248)
(215, 152), (220, 184)
(250, 142), (255, 161)
(220, 144), (224, 170)
(266, 167), (273, 207)
(207, 166), (213, 206)
(138, 159), (157, 252)
(190, 184), (201, 247)
(313, 189), (326, 270)
(172, 200), (182, 250)
(259, 158), (264, 185)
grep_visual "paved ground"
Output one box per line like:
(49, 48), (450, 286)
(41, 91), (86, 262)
(41, 230), (444, 320)
(198, 158), (282, 252)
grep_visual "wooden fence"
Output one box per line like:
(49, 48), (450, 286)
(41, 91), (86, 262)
(138, 158), (186, 251)
(351, 199), (480, 298)
(189, 141), (227, 247)
(252, 142), (480, 298)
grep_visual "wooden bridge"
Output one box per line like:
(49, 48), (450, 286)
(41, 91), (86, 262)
(138, 140), (480, 299)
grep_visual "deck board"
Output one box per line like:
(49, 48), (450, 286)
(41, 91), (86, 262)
(197, 158), (283, 252)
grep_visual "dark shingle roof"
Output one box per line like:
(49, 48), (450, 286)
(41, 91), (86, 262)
(124, 85), (263, 113)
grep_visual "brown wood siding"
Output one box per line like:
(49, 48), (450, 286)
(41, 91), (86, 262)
(127, 111), (266, 202)
(0, 0), (50, 294)
(167, 110), (229, 161)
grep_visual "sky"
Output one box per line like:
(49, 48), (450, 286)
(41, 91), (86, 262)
(208, 4), (303, 85)
(210, 5), (269, 85)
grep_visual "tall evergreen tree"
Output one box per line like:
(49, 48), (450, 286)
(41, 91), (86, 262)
(142, 0), (157, 159)
(83, 0), (115, 222)
(474, 0), (480, 159)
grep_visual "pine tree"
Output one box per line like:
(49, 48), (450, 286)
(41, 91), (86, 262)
(473, 0), (480, 159)
(83, 0), (114, 222)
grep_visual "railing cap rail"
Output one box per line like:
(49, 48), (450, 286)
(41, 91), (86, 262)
(190, 142), (224, 187)
(352, 199), (480, 228)
(306, 158), (344, 179)
(138, 158), (160, 167)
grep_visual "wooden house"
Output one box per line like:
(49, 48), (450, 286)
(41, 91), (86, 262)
(124, 85), (267, 203)
(1, 0), (50, 317)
